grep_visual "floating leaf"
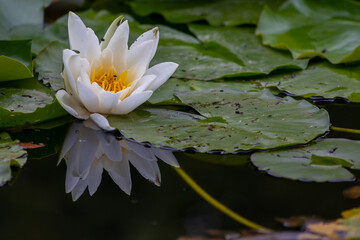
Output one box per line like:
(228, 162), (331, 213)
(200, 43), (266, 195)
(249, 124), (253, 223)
(0, 78), (67, 128)
(35, 41), (67, 91)
(0, 40), (33, 81)
(259, 62), (360, 102)
(129, 0), (285, 26)
(152, 25), (308, 80)
(0, 0), (51, 40)
(256, 0), (360, 63)
(0, 132), (27, 186)
(109, 89), (329, 153)
(251, 138), (360, 182)
(149, 78), (264, 105)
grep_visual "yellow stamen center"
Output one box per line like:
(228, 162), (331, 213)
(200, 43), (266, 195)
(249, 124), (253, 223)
(90, 66), (131, 93)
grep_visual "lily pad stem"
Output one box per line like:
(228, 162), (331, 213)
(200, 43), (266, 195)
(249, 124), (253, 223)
(331, 126), (360, 135)
(173, 167), (271, 232)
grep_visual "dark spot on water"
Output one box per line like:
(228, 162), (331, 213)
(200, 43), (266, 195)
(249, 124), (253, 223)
(321, 49), (327, 54)
(0, 92), (5, 95)
(235, 110), (240, 114)
(215, 106), (219, 108)
(219, 90), (224, 92)
(291, 74), (295, 78)
(181, 69), (186, 72)
(268, 115), (272, 117)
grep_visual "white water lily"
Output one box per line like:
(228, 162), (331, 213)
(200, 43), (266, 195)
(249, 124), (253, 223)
(56, 12), (178, 130)
(60, 119), (179, 201)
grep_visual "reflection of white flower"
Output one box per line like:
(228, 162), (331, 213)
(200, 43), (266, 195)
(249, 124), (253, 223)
(56, 12), (178, 130)
(60, 119), (179, 201)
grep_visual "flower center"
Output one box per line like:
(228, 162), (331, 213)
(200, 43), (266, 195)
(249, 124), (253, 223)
(90, 66), (131, 93)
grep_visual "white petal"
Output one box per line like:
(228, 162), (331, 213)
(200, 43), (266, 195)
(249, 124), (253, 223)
(126, 40), (154, 82)
(97, 90), (122, 114)
(89, 113), (115, 131)
(85, 28), (101, 64)
(107, 20), (129, 74)
(68, 12), (88, 58)
(144, 62), (178, 91)
(131, 74), (156, 95)
(77, 78), (100, 113)
(62, 49), (80, 96)
(110, 91), (153, 114)
(130, 27), (159, 62)
(56, 90), (90, 119)
(100, 48), (114, 71)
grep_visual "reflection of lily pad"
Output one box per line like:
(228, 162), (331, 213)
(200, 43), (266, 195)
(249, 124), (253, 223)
(109, 89), (329, 152)
(0, 132), (27, 186)
(129, 0), (284, 26)
(0, 40), (33, 81)
(258, 62), (360, 102)
(256, 0), (360, 63)
(251, 138), (360, 182)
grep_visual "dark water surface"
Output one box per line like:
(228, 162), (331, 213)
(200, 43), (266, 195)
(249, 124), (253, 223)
(1, 102), (360, 240)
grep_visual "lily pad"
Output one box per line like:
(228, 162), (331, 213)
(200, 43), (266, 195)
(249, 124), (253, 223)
(149, 78), (265, 105)
(256, 0), (360, 63)
(0, 78), (67, 128)
(152, 26), (308, 80)
(35, 41), (67, 91)
(0, 40), (33, 81)
(251, 138), (360, 182)
(129, 0), (285, 26)
(109, 89), (329, 153)
(0, 0), (51, 40)
(258, 62), (360, 102)
(0, 132), (27, 186)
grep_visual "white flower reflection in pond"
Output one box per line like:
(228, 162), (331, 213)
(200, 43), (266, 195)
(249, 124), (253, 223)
(59, 119), (179, 201)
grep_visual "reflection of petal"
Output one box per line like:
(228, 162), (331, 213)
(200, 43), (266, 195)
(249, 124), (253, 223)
(106, 157), (132, 195)
(60, 118), (179, 200)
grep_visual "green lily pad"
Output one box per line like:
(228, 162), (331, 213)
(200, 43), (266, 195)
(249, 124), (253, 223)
(256, 0), (360, 63)
(251, 138), (360, 182)
(0, 40), (33, 81)
(0, 78), (67, 128)
(109, 89), (329, 152)
(258, 62), (360, 102)
(35, 41), (67, 91)
(149, 78), (265, 105)
(0, 0), (51, 40)
(188, 24), (308, 76)
(0, 132), (27, 186)
(129, 0), (284, 26)
(152, 26), (308, 80)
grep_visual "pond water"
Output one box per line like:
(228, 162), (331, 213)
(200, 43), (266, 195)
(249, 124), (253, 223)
(1, 101), (360, 240)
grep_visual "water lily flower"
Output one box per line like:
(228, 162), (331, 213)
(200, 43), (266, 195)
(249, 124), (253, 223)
(56, 12), (178, 130)
(60, 119), (179, 201)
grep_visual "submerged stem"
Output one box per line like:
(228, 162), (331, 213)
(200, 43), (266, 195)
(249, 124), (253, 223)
(331, 126), (360, 135)
(173, 167), (271, 232)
